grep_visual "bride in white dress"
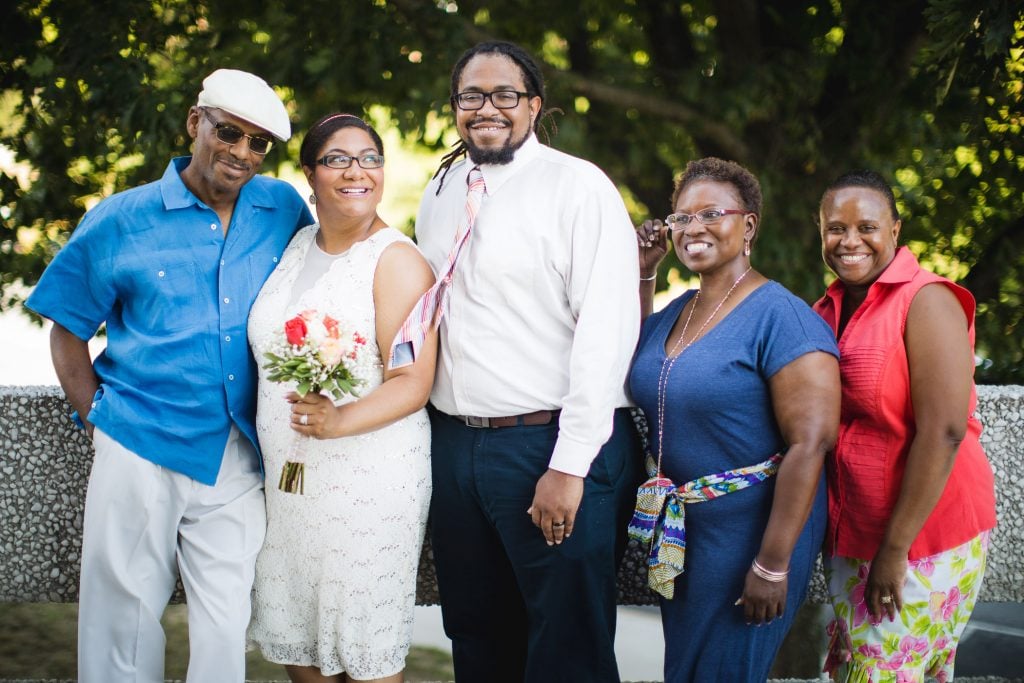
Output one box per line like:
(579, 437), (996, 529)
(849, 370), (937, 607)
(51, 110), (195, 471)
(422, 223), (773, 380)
(247, 113), (436, 683)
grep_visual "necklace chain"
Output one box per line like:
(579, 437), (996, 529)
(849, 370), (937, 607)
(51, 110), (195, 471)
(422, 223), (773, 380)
(653, 266), (752, 475)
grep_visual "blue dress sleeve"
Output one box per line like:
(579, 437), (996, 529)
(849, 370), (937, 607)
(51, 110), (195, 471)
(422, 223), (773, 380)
(758, 284), (840, 379)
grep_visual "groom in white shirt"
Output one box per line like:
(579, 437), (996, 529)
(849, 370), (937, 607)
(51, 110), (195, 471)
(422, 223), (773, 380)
(414, 41), (642, 683)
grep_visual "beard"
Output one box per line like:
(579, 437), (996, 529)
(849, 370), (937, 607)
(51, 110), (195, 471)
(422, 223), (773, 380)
(464, 119), (531, 166)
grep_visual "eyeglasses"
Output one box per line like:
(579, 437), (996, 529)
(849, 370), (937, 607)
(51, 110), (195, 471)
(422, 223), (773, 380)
(665, 208), (748, 229)
(316, 153), (385, 170)
(453, 90), (529, 110)
(201, 108), (274, 155)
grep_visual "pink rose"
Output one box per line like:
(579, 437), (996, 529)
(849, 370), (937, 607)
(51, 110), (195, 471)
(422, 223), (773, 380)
(323, 315), (341, 339)
(319, 337), (345, 367)
(284, 316), (308, 346)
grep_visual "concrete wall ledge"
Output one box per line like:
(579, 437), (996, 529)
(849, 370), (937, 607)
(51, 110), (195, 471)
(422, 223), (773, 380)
(1, 385), (1023, 682)
(1, 384), (1022, 606)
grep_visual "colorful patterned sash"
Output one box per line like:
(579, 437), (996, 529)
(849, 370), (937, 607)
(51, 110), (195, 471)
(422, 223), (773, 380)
(627, 453), (784, 599)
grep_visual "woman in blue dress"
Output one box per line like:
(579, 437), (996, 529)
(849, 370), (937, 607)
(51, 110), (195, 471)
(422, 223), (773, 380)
(629, 157), (841, 682)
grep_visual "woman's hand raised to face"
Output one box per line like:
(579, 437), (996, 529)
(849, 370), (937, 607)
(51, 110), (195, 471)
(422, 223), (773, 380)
(636, 218), (669, 279)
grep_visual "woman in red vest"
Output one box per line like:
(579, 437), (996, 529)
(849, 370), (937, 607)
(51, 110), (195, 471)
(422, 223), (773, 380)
(813, 170), (997, 682)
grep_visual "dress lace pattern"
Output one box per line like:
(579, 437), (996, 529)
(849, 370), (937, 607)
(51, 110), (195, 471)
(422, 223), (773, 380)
(247, 225), (431, 678)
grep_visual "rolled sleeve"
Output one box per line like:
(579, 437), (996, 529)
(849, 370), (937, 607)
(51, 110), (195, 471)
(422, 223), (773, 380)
(26, 211), (116, 341)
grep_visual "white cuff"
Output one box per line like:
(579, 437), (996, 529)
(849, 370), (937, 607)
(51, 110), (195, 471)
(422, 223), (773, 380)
(548, 434), (599, 478)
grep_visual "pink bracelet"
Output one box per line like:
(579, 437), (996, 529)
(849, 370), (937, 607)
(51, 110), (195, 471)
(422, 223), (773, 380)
(751, 558), (789, 583)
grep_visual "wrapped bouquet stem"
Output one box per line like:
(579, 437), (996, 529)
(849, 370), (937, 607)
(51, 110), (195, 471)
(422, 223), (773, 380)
(278, 433), (310, 494)
(262, 309), (369, 494)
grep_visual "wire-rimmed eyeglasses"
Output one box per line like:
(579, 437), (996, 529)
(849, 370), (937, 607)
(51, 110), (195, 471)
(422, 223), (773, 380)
(666, 208), (748, 230)
(316, 154), (385, 170)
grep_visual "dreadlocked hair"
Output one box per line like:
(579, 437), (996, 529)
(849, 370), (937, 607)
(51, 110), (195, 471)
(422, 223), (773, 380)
(433, 41), (558, 194)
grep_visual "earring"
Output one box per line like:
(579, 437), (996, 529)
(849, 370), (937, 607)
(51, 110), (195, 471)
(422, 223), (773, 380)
(744, 238), (751, 257)
(309, 193), (317, 205)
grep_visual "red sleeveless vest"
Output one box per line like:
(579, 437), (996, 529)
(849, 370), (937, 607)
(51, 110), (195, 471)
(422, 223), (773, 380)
(813, 247), (996, 559)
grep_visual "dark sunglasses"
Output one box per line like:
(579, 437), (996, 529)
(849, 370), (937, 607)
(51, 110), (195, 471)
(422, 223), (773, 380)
(201, 108), (274, 155)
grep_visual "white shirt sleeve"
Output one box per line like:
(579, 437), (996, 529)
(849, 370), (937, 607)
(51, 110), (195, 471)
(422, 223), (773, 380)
(548, 172), (640, 476)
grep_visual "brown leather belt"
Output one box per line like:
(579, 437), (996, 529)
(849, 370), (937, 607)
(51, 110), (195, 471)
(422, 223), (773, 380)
(455, 409), (561, 428)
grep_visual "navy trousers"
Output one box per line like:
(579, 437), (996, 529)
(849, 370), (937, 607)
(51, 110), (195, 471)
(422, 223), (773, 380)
(428, 407), (642, 683)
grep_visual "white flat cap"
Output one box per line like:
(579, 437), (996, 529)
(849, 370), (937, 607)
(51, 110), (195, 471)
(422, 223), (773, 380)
(197, 68), (291, 141)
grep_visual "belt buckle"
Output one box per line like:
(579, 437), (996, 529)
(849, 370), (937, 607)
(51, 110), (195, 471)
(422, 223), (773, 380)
(463, 415), (491, 428)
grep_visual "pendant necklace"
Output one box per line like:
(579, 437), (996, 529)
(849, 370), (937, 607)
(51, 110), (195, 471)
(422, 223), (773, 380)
(653, 266), (752, 474)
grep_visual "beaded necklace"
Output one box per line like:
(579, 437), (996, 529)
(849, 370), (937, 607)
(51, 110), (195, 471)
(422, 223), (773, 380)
(653, 266), (752, 474)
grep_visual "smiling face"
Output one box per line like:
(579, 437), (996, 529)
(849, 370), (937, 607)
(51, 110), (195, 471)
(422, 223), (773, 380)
(455, 53), (541, 165)
(303, 126), (384, 222)
(182, 106), (266, 202)
(670, 179), (757, 275)
(820, 186), (900, 290)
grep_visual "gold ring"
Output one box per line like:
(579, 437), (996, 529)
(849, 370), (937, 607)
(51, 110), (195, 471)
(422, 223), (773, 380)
(552, 521), (565, 528)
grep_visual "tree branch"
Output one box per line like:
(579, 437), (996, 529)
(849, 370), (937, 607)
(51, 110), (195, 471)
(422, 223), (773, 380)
(557, 71), (749, 160)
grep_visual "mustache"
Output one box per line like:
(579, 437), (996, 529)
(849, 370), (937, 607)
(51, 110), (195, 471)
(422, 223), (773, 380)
(216, 155), (252, 172)
(469, 115), (508, 126)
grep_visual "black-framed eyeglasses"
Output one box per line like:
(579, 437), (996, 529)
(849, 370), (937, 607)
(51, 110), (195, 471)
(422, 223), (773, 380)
(201, 108), (274, 155)
(453, 90), (530, 110)
(316, 153), (385, 170)
(666, 208), (748, 229)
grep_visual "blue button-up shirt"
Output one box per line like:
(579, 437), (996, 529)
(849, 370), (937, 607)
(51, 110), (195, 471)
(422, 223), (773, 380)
(26, 157), (314, 484)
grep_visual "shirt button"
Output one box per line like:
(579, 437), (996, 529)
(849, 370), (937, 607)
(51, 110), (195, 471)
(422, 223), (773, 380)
(224, 335), (231, 342)
(228, 374), (235, 381)
(223, 297), (230, 304)
(273, 257), (278, 263)
(220, 259), (225, 266)
(210, 224), (218, 231)
(90, 402), (96, 408)
(157, 270), (165, 278)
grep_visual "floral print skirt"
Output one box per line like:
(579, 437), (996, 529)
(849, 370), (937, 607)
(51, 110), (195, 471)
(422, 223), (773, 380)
(823, 531), (990, 682)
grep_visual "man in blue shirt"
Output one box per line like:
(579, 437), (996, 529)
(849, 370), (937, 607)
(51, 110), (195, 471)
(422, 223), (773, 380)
(26, 69), (313, 683)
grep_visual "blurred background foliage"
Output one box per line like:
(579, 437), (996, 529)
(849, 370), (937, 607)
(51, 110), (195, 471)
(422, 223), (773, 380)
(1, 0), (1021, 382)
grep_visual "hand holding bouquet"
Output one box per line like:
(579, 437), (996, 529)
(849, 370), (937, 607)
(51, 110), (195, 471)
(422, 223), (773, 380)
(262, 309), (370, 493)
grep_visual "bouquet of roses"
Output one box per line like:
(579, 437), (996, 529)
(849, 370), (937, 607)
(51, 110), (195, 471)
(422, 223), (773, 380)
(262, 309), (370, 494)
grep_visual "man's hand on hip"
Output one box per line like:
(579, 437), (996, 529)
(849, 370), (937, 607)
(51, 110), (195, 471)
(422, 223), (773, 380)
(528, 469), (584, 546)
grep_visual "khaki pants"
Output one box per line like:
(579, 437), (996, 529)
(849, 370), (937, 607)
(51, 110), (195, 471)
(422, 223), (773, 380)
(78, 426), (266, 683)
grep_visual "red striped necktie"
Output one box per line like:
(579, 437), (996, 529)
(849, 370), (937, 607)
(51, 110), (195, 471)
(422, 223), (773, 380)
(389, 166), (486, 369)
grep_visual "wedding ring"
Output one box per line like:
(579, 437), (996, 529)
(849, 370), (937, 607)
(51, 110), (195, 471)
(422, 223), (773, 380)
(300, 414), (308, 426)
(880, 595), (892, 604)
(552, 521), (566, 528)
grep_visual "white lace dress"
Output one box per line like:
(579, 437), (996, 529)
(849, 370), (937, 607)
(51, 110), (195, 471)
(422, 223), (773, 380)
(247, 225), (431, 678)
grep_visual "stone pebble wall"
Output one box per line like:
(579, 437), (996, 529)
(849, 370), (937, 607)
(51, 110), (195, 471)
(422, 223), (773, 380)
(1, 385), (1021, 605)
